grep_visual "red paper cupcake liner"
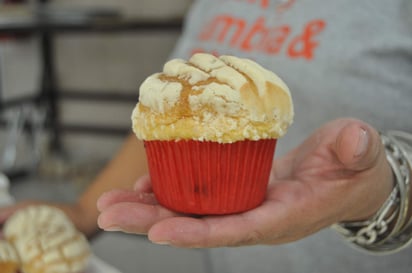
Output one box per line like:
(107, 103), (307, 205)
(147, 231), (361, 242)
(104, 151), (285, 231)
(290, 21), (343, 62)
(144, 139), (277, 215)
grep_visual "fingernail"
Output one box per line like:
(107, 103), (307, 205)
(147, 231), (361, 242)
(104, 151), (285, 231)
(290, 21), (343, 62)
(355, 128), (369, 157)
(152, 241), (170, 245)
(104, 226), (124, 232)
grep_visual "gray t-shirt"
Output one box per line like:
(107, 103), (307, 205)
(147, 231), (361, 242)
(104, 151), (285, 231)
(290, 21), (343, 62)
(170, 0), (412, 272)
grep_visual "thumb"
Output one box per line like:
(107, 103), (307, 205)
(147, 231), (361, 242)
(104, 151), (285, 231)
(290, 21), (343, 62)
(335, 120), (382, 171)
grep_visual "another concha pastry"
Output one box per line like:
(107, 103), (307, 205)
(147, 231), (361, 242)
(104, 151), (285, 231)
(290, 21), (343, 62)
(4, 205), (90, 273)
(0, 240), (19, 273)
(3, 205), (74, 243)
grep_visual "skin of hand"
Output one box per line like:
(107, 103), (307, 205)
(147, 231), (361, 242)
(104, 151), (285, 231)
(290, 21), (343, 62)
(96, 118), (397, 248)
(0, 134), (148, 238)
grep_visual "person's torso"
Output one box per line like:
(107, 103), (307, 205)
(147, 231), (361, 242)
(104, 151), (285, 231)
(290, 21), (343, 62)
(171, 0), (412, 154)
(170, 1), (412, 272)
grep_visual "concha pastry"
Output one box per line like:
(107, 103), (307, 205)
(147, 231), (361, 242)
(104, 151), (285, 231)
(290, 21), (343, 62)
(4, 205), (90, 273)
(130, 53), (294, 215)
(0, 240), (19, 273)
(132, 53), (294, 143)
(3, 205), (74, 243)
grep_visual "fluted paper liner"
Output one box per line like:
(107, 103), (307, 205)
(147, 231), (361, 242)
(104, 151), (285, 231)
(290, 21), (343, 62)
(144, 139), (277, 215)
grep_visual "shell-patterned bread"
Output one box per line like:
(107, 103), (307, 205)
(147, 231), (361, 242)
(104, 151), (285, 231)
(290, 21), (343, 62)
(132, 53), (294, 143)
(0, 240), (19, 273)
(13, 225), (90, 273)
(4, 205), (90, 273)
(3, 205), (75, 243)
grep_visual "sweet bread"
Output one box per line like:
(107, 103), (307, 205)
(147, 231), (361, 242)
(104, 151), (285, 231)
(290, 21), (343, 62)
(4, 205), (74, 243)
(3, 205), (90, 273)
(132, 53), (293, 143)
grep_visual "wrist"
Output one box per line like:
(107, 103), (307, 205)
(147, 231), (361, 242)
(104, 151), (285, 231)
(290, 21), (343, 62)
(57, 203), (98, 238)
(333, 131), (412, 254)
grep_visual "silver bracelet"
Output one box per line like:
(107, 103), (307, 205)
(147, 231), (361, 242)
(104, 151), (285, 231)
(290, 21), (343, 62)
(387, 131), (412, 233)
(332, 131), (412, 254)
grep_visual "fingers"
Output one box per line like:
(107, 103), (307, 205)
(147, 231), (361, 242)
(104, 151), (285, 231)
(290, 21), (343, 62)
(97, 192), (276, 247)
(147, 200), (292, 248)
(96, 185), (276, 246)
(97, 188), (159, 233)
(283, 118), (384, 175)
(97, 189), (157, 213)
(133, 174), (152, 192)
(335, 120), (382, 171)
(97, 180), (177, 234)
(148, 214), (259, 247)
(97, 202), (177, 234)
(97, 176), (156, 212)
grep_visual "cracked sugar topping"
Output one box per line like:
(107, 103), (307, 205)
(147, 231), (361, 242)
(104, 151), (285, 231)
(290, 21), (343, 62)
(132, 53), (294, 143)
(3, 206), (90, 273)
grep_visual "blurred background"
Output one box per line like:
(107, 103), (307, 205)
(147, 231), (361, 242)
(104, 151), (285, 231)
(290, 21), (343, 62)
(0, 0), (215, 272)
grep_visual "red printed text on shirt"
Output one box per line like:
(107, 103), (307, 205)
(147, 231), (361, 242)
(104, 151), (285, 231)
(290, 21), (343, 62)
(197, 14), (326, 60)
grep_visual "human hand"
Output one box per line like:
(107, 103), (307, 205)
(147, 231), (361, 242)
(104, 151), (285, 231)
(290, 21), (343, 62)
(97, 118), (394, 247)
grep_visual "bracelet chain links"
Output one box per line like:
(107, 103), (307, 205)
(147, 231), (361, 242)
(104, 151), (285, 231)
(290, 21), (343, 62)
(332, 131), (412, 254)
